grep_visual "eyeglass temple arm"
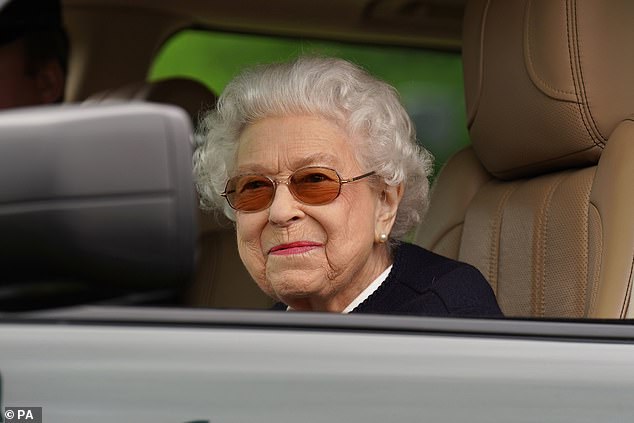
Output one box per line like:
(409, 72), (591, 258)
(341, 170), (376, 184)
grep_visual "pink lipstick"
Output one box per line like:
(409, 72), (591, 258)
(269, 241), (322, 256)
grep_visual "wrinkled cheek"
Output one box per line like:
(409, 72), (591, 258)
(236, 226), (268, 283)
(322, 234), (373, 280)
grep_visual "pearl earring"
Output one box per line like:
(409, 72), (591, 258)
(379, 233), (388, 243)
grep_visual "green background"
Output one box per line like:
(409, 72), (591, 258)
(149, 30), (470, 173)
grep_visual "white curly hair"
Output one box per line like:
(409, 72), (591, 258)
(193, 56), (433, 240)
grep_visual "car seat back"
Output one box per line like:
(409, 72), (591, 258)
(0, 103), (196, 309)
(416, 0), (634, 318)
(86, 78), (274, 309)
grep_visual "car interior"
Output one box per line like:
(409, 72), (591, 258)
(83, 77), (271, 309)
(0, 103), (197, 310)
(3, 0), (632, 318)
(416, 0), (634, 319)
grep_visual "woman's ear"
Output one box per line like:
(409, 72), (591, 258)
(35, 60), (65, 104)
(375, 183), (403, 240)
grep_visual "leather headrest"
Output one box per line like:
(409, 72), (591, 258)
(86, 78), (217, 128)
(463, 0), (634, 179)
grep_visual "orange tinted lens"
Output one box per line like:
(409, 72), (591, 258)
(290, 167), (341, 205)
(226, 174), (274, 211)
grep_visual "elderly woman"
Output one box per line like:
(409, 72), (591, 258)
(194, 56), (502, 317)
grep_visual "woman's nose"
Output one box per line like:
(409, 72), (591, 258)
(267, 184), (303, 225)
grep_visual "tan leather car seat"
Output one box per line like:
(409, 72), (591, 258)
(415, 0), (634, 318)
(86, 78), (273, 309)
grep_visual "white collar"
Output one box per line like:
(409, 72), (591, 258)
(342, 265), (392, 313)
(286, 265), (393, 313)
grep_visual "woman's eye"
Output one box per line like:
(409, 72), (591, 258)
(299, 172), (330, 183)
(240, 179), (269, 192)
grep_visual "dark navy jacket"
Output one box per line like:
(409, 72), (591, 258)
(274, 242), (503, 317)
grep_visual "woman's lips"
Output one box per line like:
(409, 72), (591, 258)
(269, 241), (323, 256)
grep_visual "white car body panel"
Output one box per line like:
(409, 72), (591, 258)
(1, 307), (633, 423)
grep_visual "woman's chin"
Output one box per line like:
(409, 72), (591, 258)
(266, 272), (326, 304)
(265, 253), (325, 280)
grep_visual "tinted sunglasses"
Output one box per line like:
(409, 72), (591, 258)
(222, 166), (376, 212)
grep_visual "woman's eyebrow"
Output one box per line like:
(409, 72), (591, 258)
(292, 153), (339, 169)
(234, 163), (271, 174)
(236, 153), (341, 175)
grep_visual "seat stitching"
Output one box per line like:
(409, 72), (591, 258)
(525, 0), (575, 96)
(576, 171), (592, 317)
(573, 0), (607, 145)
(467, 0), (492, 127)
(565, 0), (600, 148)
(568, 0), (606, 147)
(533, 173), (567, 317)
(586, 201), (602, 316)
(488, 183), (519, 295)
(620, 255), (634, 318)
(494, 144), (598, 178)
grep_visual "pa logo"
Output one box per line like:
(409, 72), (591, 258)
(3, 407), (42, 423)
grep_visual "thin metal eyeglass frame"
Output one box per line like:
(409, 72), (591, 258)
(221, 166), (376, 212)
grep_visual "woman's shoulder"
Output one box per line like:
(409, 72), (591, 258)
(392, 242), (502, 317)
(393, 241), (479, 281)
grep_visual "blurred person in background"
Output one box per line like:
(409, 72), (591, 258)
(0, 0), (68, 110)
